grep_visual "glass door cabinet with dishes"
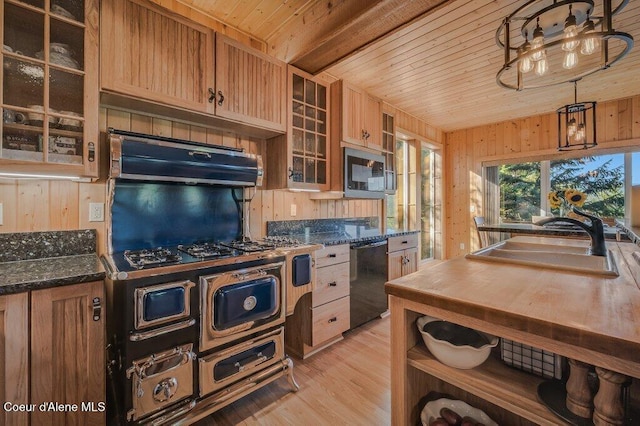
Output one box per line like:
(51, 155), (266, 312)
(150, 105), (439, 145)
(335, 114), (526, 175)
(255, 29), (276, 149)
(1, 0), (98, 177)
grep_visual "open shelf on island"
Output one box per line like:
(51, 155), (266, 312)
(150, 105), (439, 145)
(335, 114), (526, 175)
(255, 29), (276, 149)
(408, 344), (564, 425)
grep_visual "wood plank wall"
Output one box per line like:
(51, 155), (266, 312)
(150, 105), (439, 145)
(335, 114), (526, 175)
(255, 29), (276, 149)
(0, 108), (383, 254)
(444, 94), (640, 259)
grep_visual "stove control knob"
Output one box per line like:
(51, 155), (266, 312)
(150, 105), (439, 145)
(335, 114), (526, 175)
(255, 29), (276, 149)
(153, 378), (178, 402)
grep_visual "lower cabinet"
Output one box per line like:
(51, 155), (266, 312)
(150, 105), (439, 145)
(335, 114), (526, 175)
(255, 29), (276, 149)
(388, 234), (419, 280)
(0, 281), (105, 425)
(0, 292), (28, 426)
(285, 244), (350, 358)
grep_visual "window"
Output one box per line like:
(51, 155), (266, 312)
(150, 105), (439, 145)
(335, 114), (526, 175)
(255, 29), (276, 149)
(488, 152), (632, 223)
(387, 137), (441, 260)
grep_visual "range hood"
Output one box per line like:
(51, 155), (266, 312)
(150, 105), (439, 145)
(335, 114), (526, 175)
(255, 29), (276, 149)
(108, 129), (263, 186)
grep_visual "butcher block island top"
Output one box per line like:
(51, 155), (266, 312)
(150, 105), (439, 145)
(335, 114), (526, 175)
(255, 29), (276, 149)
(385, 236), (640, 426)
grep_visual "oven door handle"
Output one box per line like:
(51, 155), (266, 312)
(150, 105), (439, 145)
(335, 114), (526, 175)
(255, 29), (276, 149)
(129, 318), (196, 341)
(234, 352), (269, 373)
(232, 269), (268, 281)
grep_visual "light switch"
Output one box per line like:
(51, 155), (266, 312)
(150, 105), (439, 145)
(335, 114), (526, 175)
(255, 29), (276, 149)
(0, 203), (3, 226)
(290, 204), (297, 217)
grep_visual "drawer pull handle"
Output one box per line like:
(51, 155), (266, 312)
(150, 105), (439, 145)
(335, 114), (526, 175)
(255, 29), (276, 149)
(328, 317), (337, 323)
(402, 240), (408, 244)
(328, 281), (337, 287)
(328, 254), (337, 258)
(92, 297), (101, 321)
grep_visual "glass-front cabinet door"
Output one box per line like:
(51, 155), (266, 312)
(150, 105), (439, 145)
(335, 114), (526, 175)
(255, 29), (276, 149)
(289, 67), (329, 190)
(1, 0), (98, 177)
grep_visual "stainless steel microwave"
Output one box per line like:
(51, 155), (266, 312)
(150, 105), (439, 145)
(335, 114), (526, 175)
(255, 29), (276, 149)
(344, 148), (385, 199)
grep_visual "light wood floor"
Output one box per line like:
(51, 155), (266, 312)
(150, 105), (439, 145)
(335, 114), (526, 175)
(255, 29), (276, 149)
(195, 316), (391, 425)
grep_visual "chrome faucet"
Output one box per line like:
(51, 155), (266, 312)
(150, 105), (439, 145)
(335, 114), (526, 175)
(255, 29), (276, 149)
(534, 207), (607, 256)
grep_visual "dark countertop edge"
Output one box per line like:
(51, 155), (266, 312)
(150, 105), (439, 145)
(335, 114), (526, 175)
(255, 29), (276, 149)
(303, 230), (420, 246)
(0, 254), (105, 296)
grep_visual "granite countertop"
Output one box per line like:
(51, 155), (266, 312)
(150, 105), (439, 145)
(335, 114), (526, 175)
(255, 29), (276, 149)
(0, 230), (105, 295)
(267, 217), (419, 246)
(0, 254), (105, 295)
(290, 229), (420, 246)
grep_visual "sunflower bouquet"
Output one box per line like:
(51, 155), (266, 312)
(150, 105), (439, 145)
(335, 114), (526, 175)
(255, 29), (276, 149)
(547, 189), (587, 216)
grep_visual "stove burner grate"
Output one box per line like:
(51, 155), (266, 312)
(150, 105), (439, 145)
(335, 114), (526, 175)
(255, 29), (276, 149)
(220, 240), (275, 252)
(177, 243), (236, 259)
(124, 248), (182, 269)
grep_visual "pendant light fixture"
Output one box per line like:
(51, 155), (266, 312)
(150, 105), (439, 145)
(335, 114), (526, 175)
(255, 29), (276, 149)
(496, 0), (633, 91)
(557, 81), (596, 151)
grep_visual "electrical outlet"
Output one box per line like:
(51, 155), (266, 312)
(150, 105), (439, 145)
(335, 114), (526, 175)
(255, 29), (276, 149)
(0, 203), (3, 226)
(89, 202), (104, 222)
(290, 204), (297, 217)
(459, 242), (465, 250)
(470, 205), (476, 213)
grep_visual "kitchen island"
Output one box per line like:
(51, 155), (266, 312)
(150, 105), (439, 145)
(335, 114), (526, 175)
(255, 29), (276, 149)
(386, 236), (640, 425)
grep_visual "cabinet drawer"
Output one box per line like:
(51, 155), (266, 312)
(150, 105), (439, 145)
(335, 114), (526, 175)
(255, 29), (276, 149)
(388, 233), (419, 252)
(315, 244), (350, 268)
(313, 263), (349, 307)
(311, 296), (349, 346)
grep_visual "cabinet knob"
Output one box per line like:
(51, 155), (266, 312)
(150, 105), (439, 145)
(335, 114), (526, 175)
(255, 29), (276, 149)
(328, 281), (337, 287)
(208, 88), (215, 103)
(217, 90), (225, 106)
(328, 317), (337, 323)
(328, 253), (337, 258)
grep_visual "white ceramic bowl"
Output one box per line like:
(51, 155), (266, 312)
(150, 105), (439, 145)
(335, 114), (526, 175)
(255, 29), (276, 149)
(420, 398), (497, 426)
(417, 315), (498, 369)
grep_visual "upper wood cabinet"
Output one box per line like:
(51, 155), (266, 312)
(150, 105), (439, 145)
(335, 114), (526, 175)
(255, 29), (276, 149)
(267, 66), (330, 191)
(215, 34), (286, 133)
(100, 0), (215, 114)
(382, 112), (396, 192)
(100, 0), (286, 136)
(1, 0), (99, 177)
(331, 80), (382, 150)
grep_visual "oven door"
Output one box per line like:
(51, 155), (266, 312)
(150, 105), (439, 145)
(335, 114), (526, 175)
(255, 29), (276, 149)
(134, 280), (195, 331)
(200, 261), (285, 352)
(126, 343), (195, 422)
(199, 327), (284, 397)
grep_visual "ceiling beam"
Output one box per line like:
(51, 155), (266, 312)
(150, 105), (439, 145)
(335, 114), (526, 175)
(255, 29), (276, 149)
(267, 0), (453, 75)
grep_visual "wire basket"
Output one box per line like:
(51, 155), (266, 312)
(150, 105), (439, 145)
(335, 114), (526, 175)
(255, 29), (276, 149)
(500, 339), (564, 380)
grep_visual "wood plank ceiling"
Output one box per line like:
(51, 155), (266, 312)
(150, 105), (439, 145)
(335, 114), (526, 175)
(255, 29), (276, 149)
(155, 0), (640, 132)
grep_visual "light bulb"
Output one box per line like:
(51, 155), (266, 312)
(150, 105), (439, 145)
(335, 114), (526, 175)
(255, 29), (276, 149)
(518, 43), (534, 73)
(576, 124), (585, 142)
(531, 22), (545, 62)
(535, 56), (548, 76)
(580, 19), (599, 55)
(562, 13), (580, 51)
(567, 118), (577, 137)
(563, 50), (579, 69)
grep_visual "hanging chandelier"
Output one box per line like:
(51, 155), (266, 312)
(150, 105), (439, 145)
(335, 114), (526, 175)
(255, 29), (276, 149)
(496, 0), (634, 90)
(557, 81), (596, 150)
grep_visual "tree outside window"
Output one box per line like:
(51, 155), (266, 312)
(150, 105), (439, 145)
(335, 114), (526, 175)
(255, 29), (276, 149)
(496, 153), (625, 222)
(550, 156), (624, 219)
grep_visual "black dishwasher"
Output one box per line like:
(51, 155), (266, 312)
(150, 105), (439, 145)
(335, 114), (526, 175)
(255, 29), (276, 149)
(349, 238), (388, 329)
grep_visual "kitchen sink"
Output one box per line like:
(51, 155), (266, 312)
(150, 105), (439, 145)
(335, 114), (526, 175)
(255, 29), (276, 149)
(466, 239), (619, 277)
